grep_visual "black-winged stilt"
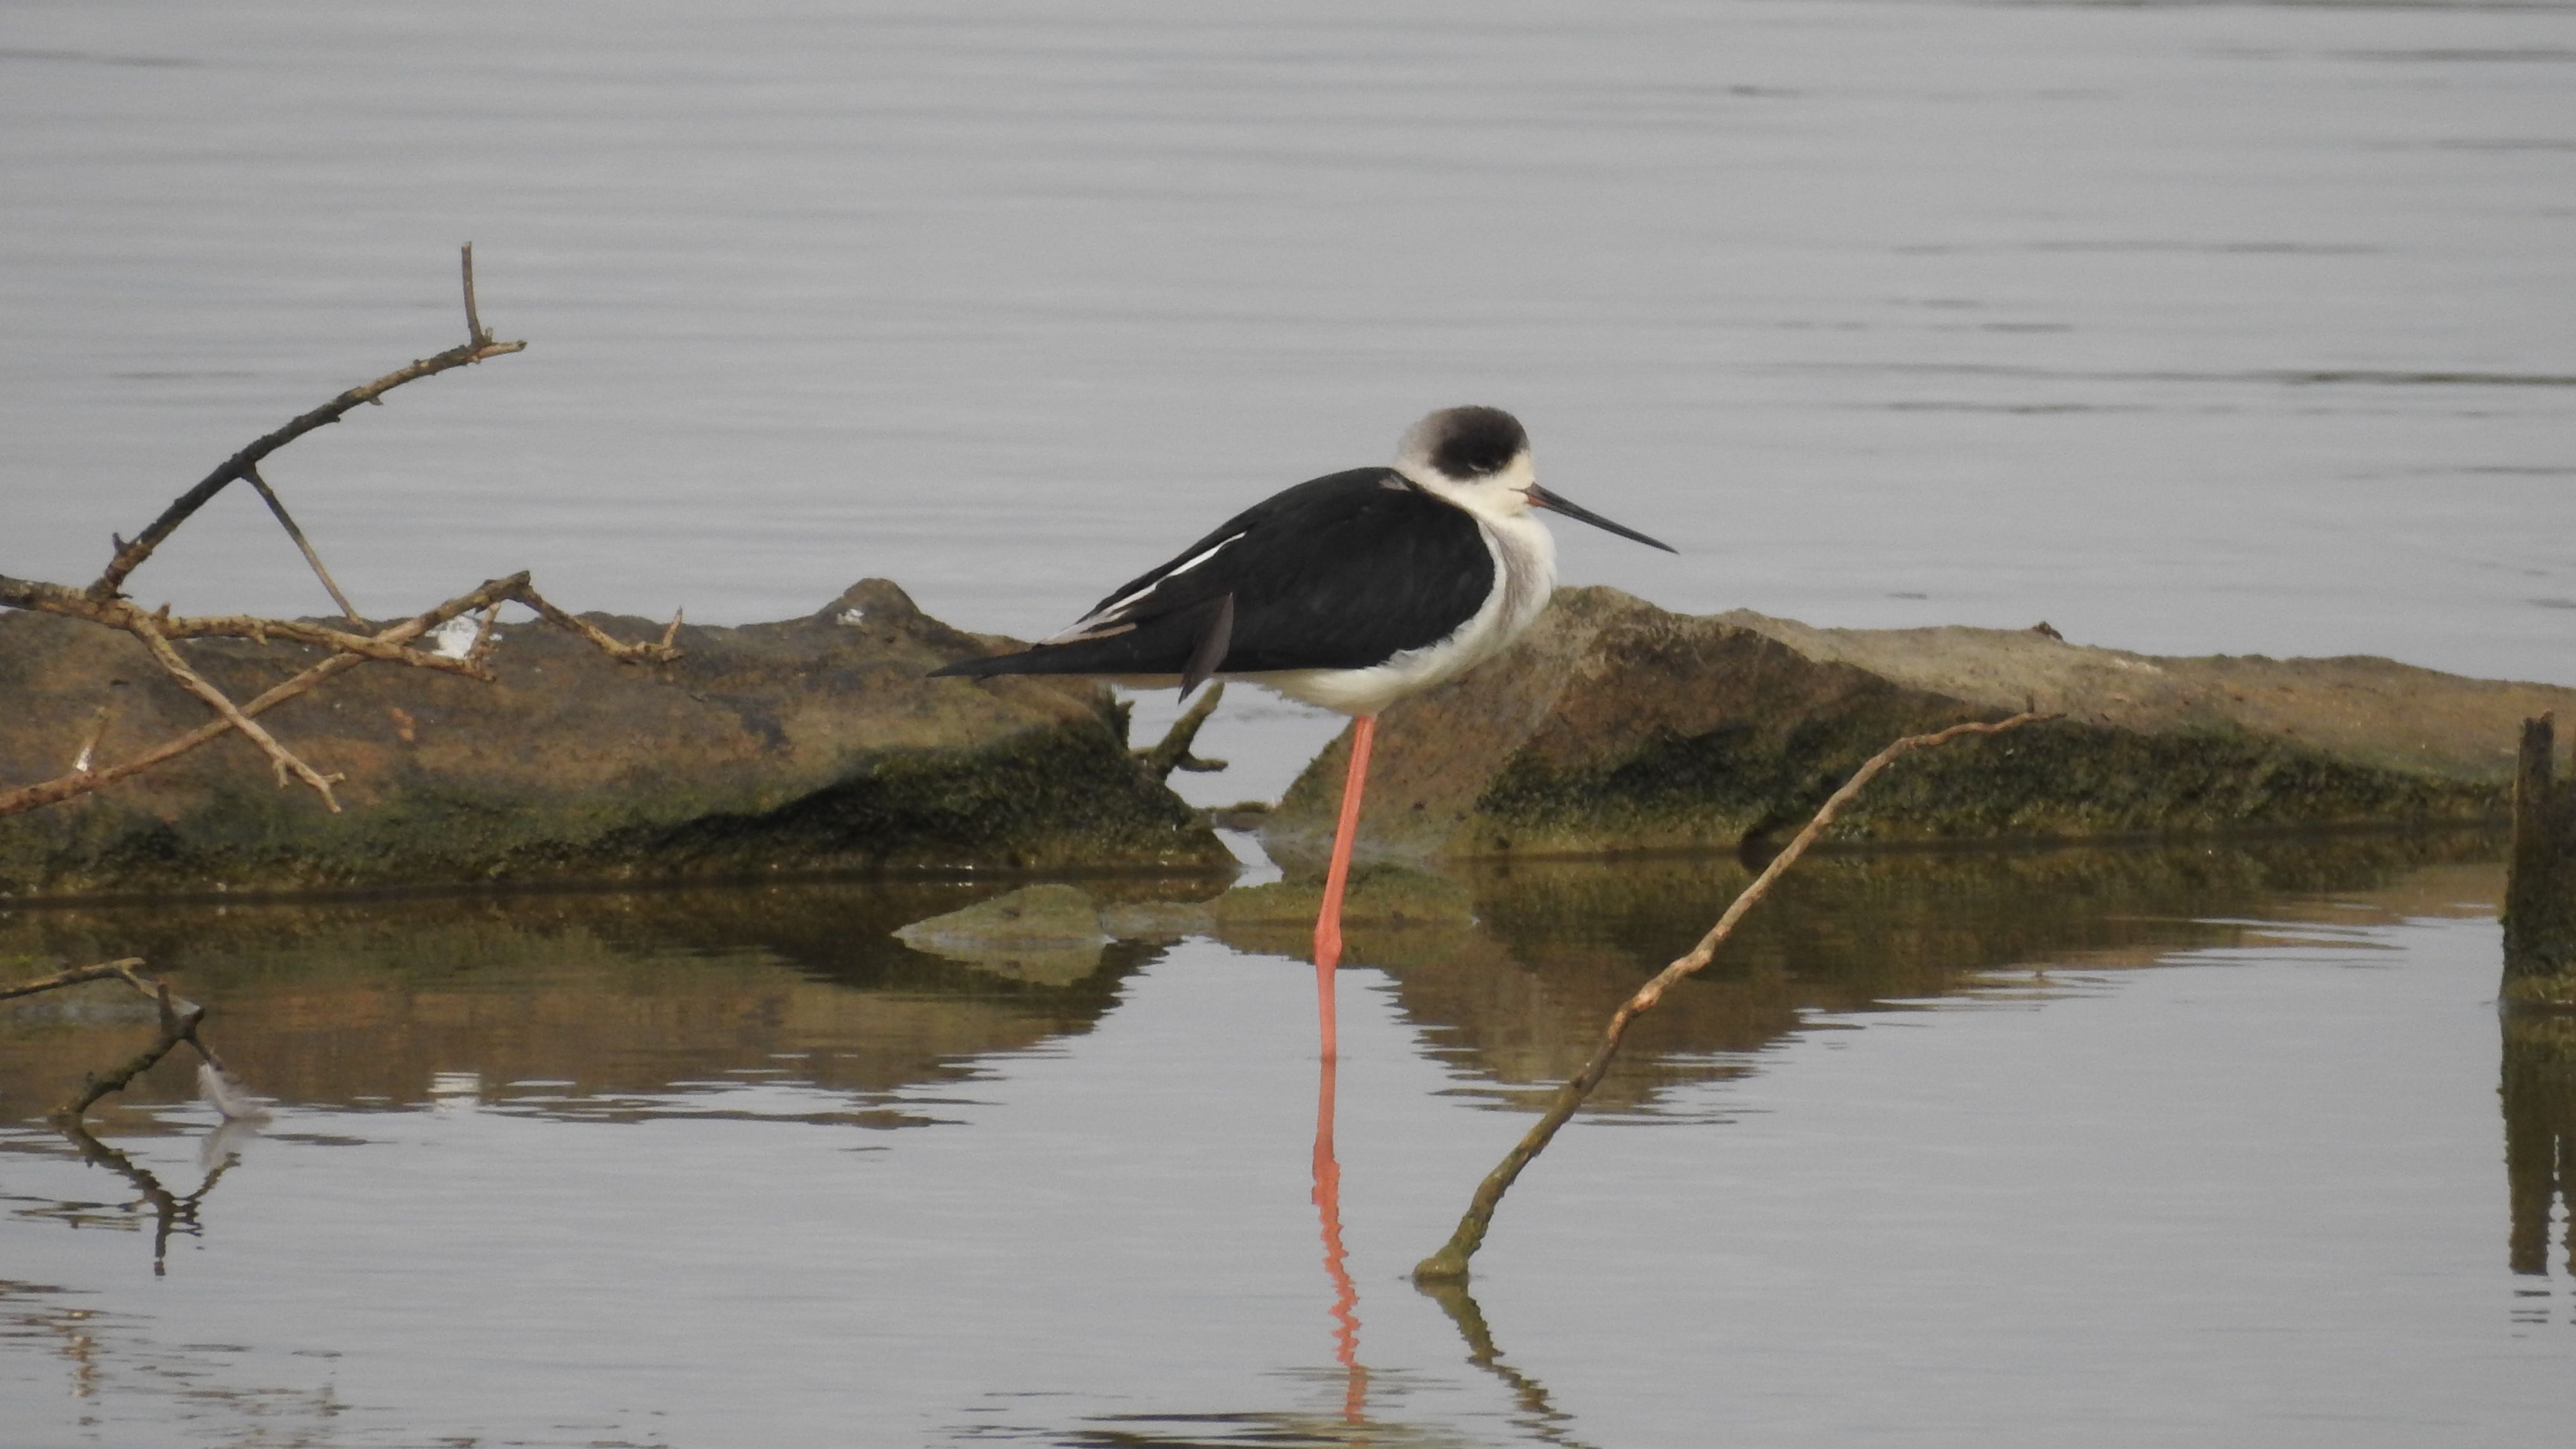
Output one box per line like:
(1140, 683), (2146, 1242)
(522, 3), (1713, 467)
(934, 405), (1674, 1056)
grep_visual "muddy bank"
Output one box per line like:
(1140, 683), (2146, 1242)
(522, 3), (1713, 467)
(0, 580), (1229, 899)
(1264, 588), (2576, 862)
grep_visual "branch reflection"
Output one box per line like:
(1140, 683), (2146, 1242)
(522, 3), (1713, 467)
(1415, 1277), (1598, 1449)
(47, 1117), (252, 1275)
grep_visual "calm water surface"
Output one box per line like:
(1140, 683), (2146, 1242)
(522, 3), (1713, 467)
(6, 4), (2576, 1444)
(5, 836), (2573, 1446)
(5, 3), (2572, 804)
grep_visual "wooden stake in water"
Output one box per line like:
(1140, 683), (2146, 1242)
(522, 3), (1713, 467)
(2506, 713), (2576, 1005)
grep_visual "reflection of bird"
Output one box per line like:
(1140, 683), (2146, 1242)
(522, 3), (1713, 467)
(935, 405), (1674, 1054)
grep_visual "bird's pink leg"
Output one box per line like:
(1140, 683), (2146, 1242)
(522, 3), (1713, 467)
(1312, 713), (1376, 1060)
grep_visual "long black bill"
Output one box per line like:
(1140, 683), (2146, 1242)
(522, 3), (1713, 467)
(1526, 484), (1678, 553)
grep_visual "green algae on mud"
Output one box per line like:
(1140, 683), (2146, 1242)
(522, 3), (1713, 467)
(1265, 588), (2568, 863)
(1477, 716), (2503, 855)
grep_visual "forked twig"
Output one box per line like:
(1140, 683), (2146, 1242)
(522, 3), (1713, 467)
(0, 573), (538, 817)
(127, 612), (345, 809)
(242, 464), (364, 625)
(1, 253), (687, 822)
(88, 245), (524, 603)
(461, 241), (489, 347)
(1411, 711), (2061, 1284)
(2, 958), (226, 1120)
(506, 583), (685, 664)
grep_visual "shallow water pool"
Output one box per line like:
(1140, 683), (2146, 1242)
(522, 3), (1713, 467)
(4, 836), (2569, 1446)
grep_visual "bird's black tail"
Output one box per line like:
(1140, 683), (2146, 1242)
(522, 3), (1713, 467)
(926, 648), (1079, 680)
(928, 594), (1233, 691)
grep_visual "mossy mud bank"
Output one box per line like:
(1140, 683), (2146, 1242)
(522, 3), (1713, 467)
(1264, 588), (2576, 864)
(0, 579), (1229, 900)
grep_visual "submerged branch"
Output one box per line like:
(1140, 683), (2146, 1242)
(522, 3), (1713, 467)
(8, 959), (226, 1121)
(1, 958), (150, 1002)
(1410, 710), (2060, 1284)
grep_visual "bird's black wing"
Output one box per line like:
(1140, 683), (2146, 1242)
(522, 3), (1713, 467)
(931, 468), (1495, 683)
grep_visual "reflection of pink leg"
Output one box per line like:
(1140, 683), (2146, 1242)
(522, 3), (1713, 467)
(1312, 714), (1376, 1061)
(1312, 1048), (1367, 1422)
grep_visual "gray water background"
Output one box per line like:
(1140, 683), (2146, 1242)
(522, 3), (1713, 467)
(6, 2), (2572, 799)
(6, 3), (2576, 1445)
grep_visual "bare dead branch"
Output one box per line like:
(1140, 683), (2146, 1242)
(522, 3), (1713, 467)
(466, 601), (503, 664)
(1, 958), (150, 1002)
(461, 242), (489, 347)
(55, 974), (210, 1119)
(88, 291), (526, 603)
(1135, 681), (1229, 781)
(2, 258), (680, 825)
(1412, 710), (2062, 1284)
(127, 611), (345, 810)
(1, 572), (489, 677)
(0, 573), (532, 818)
(505, 582), (684, 664)
(242, 465), (364, 626)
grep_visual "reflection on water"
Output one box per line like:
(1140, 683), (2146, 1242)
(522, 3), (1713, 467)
(2502, 1011), (2576, 1282)
(1, 829), (2557, 1446)
(0, 879), (1179, 1132)
(1367, 829), (2510, 1117)
(28, 1119), (247, 1278)
(1311, 1053), (1367, 1427)
(1, 831), (2502, 1137)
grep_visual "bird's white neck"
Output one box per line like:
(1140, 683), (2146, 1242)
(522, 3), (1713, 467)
(1394, 450), (1540, 528)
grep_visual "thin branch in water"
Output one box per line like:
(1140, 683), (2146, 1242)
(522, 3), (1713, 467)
(242, 465), (364, 626)
(1410, 710), (2061, 1284)
(1, 958), (150, 1003)
(55, 972), (212, 1120)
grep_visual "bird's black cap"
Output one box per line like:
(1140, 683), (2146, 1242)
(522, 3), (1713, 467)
(1419, 405), (1528, 480)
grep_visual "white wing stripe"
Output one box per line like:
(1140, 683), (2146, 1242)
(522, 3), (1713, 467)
(1166, 533), (1243, 581)
(1058, 531), (1246, 637)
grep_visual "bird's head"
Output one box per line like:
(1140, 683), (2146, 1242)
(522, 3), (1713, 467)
(1393, 405), (1676, 552)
